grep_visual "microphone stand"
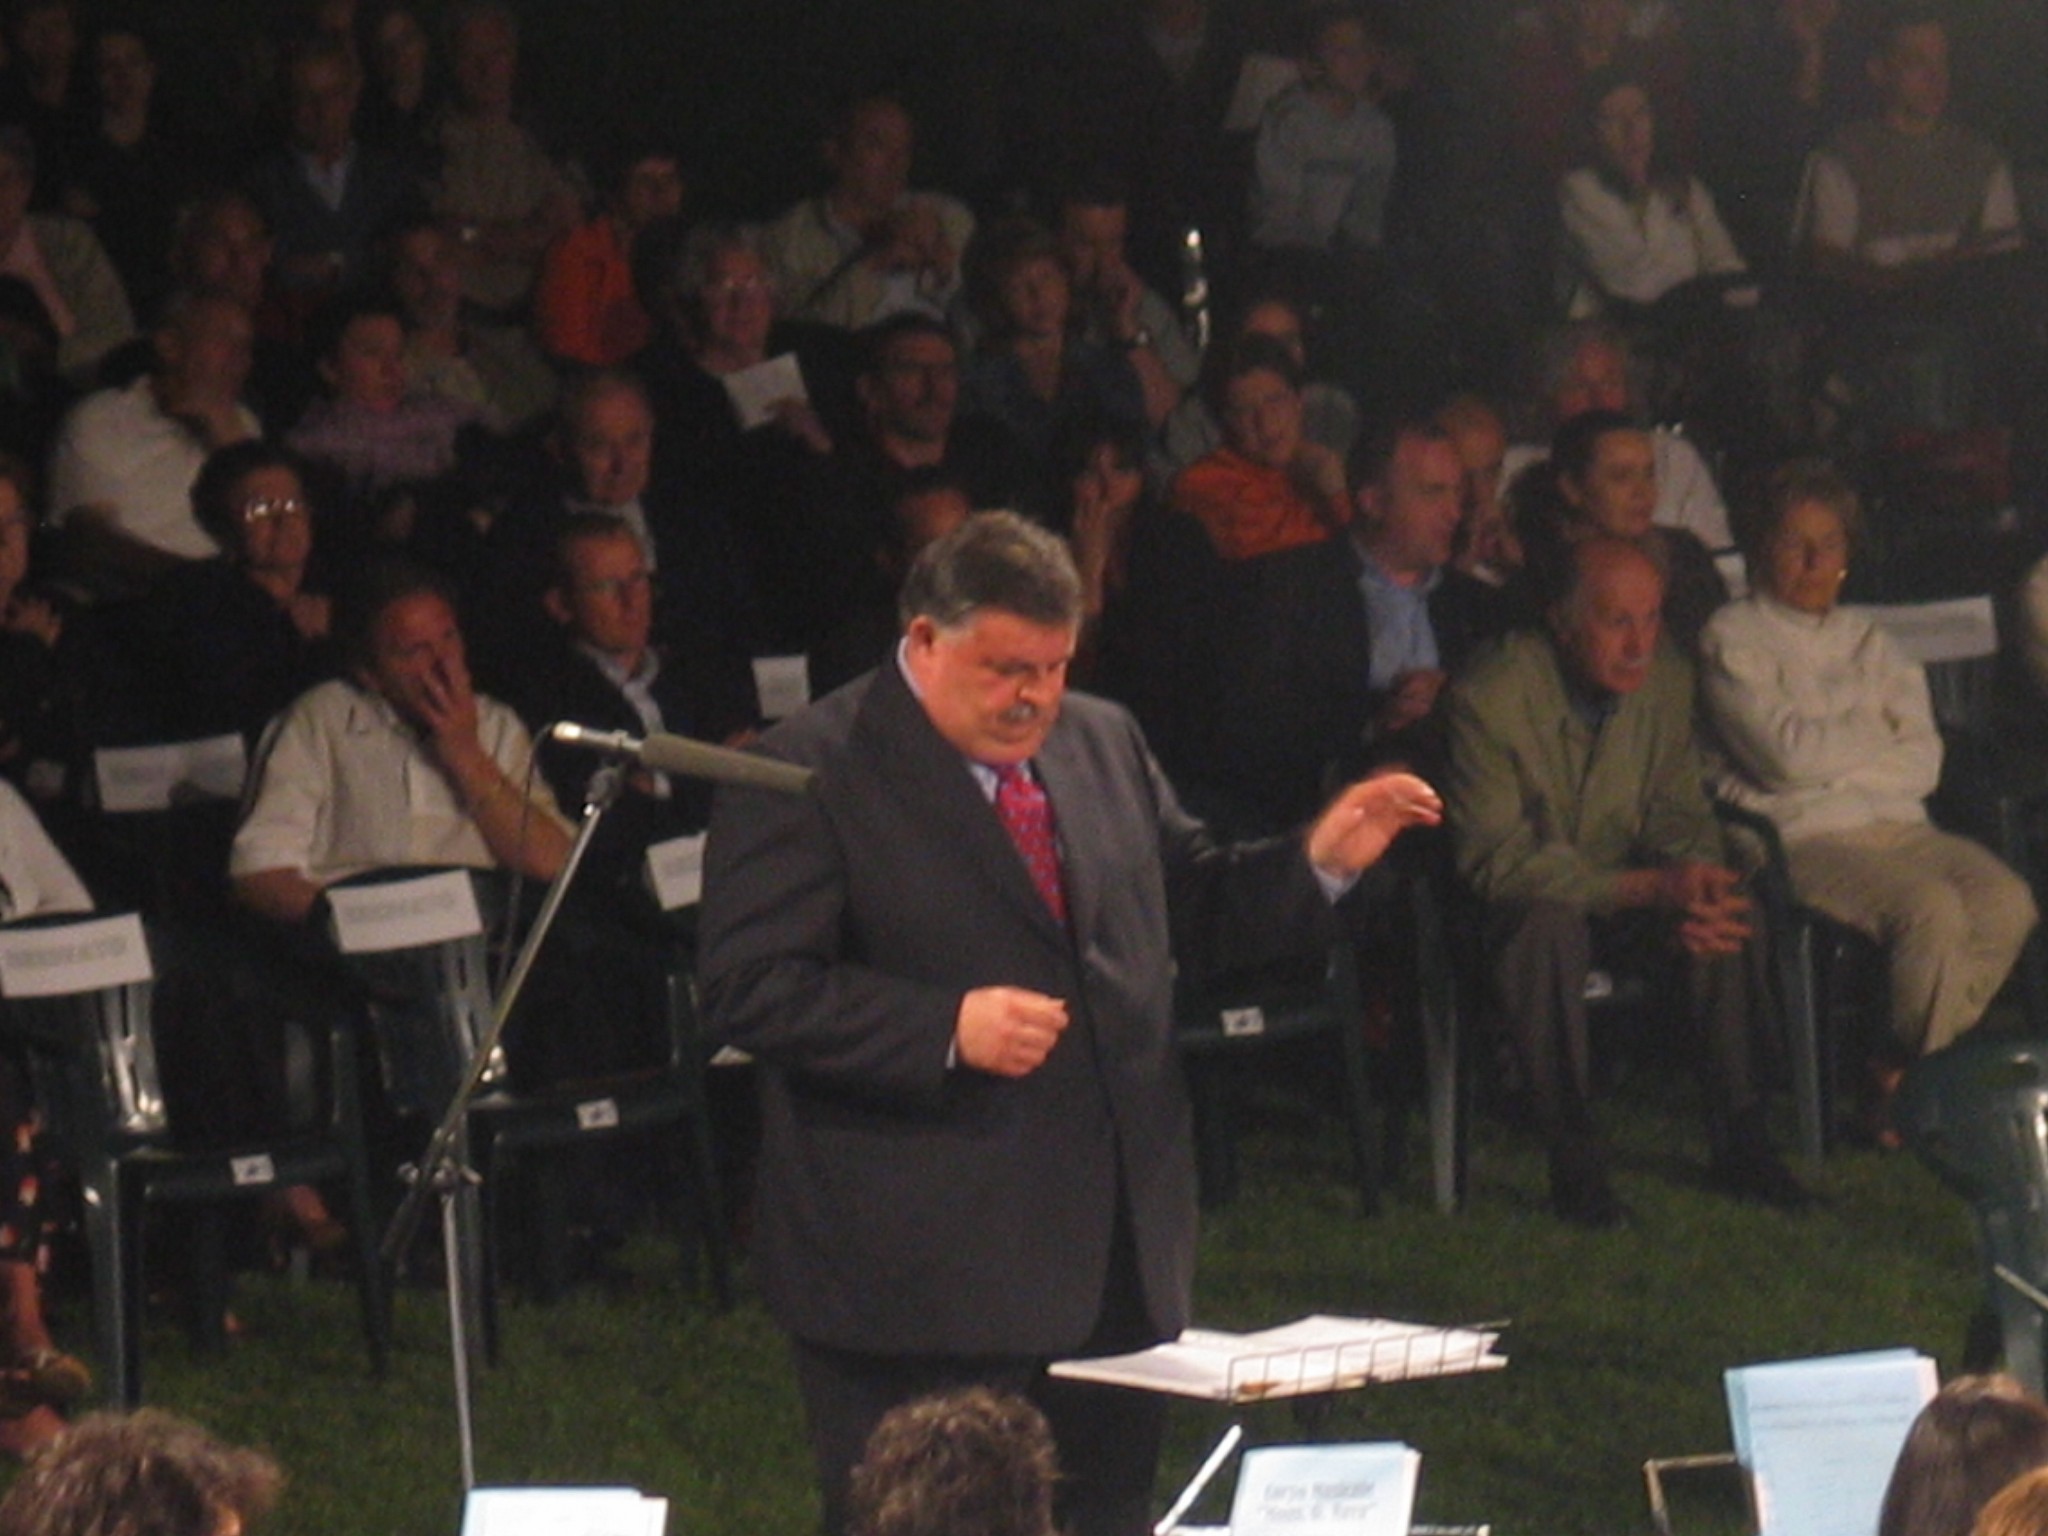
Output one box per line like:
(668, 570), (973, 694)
(381, 763), (627, 1492)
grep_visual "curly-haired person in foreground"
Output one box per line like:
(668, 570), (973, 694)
(0, 1409), (282, 1536)
(848, 1387), (1061, 1536)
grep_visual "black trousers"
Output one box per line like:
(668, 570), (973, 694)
(789, 1199), (1167, 1536)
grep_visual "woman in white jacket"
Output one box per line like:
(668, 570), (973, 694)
(1700, 460), (2036, 1059)
(1558, 68), (1750, 319)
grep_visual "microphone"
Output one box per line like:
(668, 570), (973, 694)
(547, 721), (814, 796)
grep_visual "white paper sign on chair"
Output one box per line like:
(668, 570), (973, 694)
(752, 654), (810, 721)
(643, 833), (707, 912)
(93, 734), (248, 812)
(327, 870), (484, 954)
(0, 914), (152, 998)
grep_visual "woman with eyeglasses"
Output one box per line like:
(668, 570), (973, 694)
(121, 440), (335, 747)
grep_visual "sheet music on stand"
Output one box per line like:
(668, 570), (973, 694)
(1050, 1315), (1506, 1403)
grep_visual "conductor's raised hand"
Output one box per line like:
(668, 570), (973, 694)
(955, 987), (1070, 1078)
(1307, 771), (1443, 879)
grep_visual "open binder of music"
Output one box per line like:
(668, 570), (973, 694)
(1049, 1315), (1507, 1403)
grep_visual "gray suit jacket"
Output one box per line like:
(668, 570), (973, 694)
(697, 661), (1329, 1357)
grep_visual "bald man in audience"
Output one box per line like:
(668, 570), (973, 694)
(1445, 535), (1807, 1226)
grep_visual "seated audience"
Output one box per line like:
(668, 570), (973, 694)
(847, 1388), (1060, 1536)
(1696, 0), (1857, 279)
(1562, 69), (1806, 460)
(1702, 461), (2034, 1071)
(1054, 174), (1197, 428)
(58, 24), (194, 324)
(828, 314), (1025, 632)
(1063, 0), (1251, 292)
(0, 452), (142, 824)
(1157, 292), (1360, 479)
(384, 213), (555, 430)
(286, 289), (487, 531)
(246, 36), (421, 313)
(121, 442), (335, 745)
(1503, 0), (1694, 187)
(0, 777), (92, 1459)
(0, 1407), (282, 1533)
(157, 191), (314, 431)
(1444, 534), (1807, 1225)
(0, 125), (132, 387)
(0, 0), (88, 216)
(1247, 2), (1396, 260)
(1436, 392), (1524, 590)
(476, 370), (757, 671)
(1790, 5), (2044, 449)
(1795, 6), (2020, 290)
(45, 291), (258, 600)
(488, 513), (756, 1082)
(760, 93), (973, 331)
(631, 222), (844, 651)
(1878, 1375), (2048, 1536)
(959, 214), (1147, 520)
(424, 1), (580, 316)
(533, 137), (684, 369)
(1157, 417), (1498, 835)
(360, 2), (442, 168)
(230, 558), (570, 927)
(502, 511), (756, 793)
(1521, 409), (1726, 655)
(807, 467), (970, 698)
(1503, 320), (1733, 552)
(1170, 333), (1347, 560)
(1559, 67), (1748, 319)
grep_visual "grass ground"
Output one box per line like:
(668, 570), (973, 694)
(0, 1071), (1989, 1536)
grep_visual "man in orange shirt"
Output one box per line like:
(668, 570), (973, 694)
(1169, 334), (1348, 559)
(534, 140), (685, 369)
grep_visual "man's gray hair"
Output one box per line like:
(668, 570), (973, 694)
(898, 511), (1082, 632)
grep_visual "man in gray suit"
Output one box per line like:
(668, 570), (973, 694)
(698, 512), (1439, 1536)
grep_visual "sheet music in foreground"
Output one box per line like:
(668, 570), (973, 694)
(458, 1485), (666, 1536)
(1723, 1349), (1936, 1536)
(1050, 1314), (1506, 1402)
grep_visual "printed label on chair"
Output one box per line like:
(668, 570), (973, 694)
(230, 1154), (277, 1187)
(1221, 1006), (1267, 1038)
(0, 914), (152, 998)
(576, 1098), (620, 1131)
(93, 734), (247, 812)
(327, 871), (484, 953)
(643, 834), (706, 911)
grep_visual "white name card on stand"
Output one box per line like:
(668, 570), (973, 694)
(643, 834), (706, 911)
(0, 914), (152, 998)
(94, 734), (248, 812)
(1228, 1444), (1421, 1536)
(327, 871), (483, 954)
(460, 1485), (667, 1536)
(753, 654), (811, 720)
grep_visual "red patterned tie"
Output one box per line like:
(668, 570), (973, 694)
(992, 764), (1067, 924)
